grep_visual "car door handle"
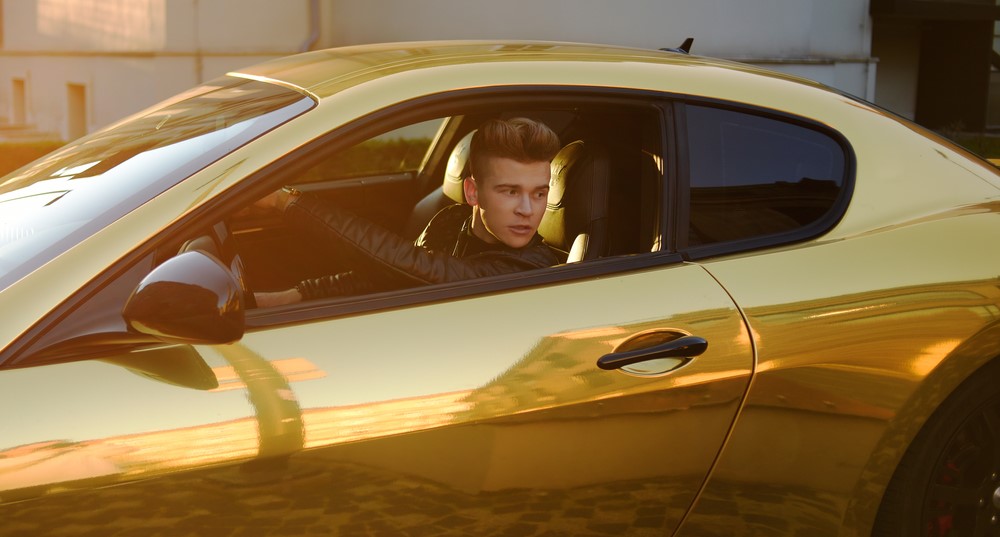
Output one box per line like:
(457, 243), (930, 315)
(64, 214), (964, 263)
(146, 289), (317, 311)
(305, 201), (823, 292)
(597, 335), (708, 371)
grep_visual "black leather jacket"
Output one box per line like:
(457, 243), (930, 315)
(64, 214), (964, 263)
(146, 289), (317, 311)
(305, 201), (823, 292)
(286, 194), (562, 300)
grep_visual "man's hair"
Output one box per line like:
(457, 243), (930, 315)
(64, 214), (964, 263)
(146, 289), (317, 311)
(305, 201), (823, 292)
(469, 117), (561, 180)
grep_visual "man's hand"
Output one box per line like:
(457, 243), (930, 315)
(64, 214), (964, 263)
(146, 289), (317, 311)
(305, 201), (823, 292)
(254, 187), (300, 213)
(254, 288), (303, 308)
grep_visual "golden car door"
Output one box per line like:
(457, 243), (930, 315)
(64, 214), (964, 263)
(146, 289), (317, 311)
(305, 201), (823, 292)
(226, 260), (753, 535)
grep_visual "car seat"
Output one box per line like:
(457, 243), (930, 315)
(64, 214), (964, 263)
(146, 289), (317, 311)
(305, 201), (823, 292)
(538, 139), (611, 262)
(403, 130), (474, 238)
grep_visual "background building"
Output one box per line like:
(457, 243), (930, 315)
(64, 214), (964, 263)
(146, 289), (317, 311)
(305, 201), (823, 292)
(0, 0), (998, 142)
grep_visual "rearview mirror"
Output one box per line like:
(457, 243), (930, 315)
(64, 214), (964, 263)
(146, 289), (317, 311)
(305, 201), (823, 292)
(122, 251), (245, 345)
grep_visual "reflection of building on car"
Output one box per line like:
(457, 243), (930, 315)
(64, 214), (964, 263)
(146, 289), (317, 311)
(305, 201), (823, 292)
(689, 178), (841, 244)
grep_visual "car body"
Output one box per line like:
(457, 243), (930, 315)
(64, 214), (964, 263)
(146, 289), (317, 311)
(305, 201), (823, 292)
(1, 41), (998, 536)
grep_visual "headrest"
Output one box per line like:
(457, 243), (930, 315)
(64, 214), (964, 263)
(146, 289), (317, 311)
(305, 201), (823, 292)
(538, 138), (611, 257)
(443, 130), (475, 204)
(547, 140), (586, 208)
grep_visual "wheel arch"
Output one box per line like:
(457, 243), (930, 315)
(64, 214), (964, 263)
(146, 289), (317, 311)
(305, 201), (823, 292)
(843, 320), (1000, 535)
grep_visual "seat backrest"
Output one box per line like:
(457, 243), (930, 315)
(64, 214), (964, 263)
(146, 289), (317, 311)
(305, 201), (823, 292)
(538, 140), (611, 262)
(404, 130), (475, 238)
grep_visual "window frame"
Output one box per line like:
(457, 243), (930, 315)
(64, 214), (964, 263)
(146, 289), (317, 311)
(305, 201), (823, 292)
(244, 87), (678, 327)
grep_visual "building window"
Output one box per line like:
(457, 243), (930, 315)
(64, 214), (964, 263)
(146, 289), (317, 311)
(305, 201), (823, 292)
(11, 79), (26, 125)
(67, 83), (87, 140)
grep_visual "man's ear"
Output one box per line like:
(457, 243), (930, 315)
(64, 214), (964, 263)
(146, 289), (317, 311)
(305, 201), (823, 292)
(463, 177), (478, 206)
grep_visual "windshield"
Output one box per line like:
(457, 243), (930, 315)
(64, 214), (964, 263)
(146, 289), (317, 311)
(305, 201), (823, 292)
(0, 77), (314, 291)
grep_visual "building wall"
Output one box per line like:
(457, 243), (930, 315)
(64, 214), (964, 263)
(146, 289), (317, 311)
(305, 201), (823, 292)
(0, 0), (319, 139)
(1, 0), (882, 141)
(324, 0), (875, 99)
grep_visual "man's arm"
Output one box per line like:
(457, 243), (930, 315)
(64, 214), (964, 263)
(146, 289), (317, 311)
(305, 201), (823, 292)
(252, 192), (558, 306)
(255, 287), (302, 308)
(285, 194), (557, 286)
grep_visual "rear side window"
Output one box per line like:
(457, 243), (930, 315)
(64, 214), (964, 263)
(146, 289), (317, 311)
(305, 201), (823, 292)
(683, 105), (847, 250)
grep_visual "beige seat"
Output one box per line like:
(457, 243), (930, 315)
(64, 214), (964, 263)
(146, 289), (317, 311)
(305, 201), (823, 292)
(538, 140), (612, 262)
(404, 130), (474, 238)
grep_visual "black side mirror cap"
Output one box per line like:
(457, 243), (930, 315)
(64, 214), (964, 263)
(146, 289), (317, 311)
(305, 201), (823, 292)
(123, 250), (245, 345)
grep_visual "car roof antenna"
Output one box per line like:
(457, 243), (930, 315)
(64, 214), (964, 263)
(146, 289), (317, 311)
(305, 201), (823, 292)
(660, 38), (694, 54)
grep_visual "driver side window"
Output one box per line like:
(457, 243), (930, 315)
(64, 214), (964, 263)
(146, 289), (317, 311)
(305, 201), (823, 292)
(298, 119), (445, 182)
(232, 102), (663, 309)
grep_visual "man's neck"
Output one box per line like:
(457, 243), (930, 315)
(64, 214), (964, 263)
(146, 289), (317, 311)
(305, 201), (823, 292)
(468, 211), (499, 245)
(456, 218), (531, 257)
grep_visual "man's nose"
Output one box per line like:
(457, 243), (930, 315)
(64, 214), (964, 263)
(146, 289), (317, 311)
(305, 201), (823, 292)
(514, 194), (534, 216)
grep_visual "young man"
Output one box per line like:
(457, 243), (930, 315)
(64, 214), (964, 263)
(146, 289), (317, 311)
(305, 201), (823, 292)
(254, 117), (563, 307)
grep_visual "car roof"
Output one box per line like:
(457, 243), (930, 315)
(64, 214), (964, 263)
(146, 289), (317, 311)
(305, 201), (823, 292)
(230, 40), (831, 101)
(229, 40), (1000, 245)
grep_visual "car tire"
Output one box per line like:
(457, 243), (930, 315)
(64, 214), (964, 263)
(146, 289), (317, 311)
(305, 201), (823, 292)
(871, 357), (1000, 536)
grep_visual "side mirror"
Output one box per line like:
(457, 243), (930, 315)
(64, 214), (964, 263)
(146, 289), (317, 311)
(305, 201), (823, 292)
(101, 345), (220, 391)
(123, 250), (245, 345)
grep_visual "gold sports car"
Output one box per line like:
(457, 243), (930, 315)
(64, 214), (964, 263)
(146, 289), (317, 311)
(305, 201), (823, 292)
(1, 41), (998, 536)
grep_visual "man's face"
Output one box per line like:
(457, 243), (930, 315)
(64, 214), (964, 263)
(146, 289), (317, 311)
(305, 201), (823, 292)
(464, 156), (550, 249)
